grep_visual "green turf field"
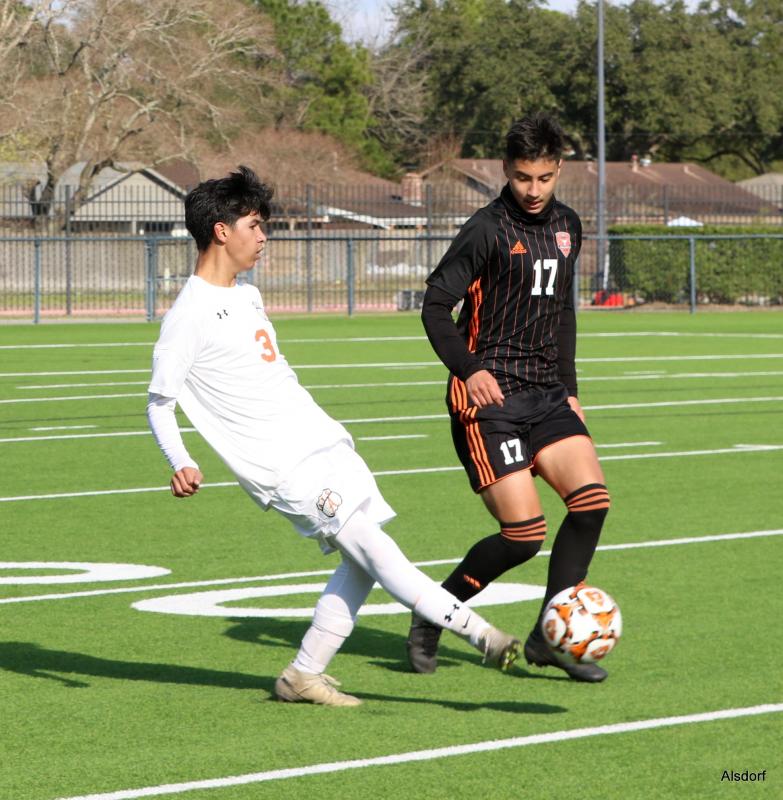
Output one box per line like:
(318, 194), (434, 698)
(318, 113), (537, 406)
(1, 310), (781, 800)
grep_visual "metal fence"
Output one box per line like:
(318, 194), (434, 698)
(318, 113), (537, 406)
(2, 232), (781, 321)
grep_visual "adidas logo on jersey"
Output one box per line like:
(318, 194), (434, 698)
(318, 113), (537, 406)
(510, 240), (527, 255)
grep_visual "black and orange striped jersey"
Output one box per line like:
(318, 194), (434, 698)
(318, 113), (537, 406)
(423, 184), (582, 399)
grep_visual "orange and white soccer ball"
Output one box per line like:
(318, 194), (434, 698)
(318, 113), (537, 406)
(541, 583), (622, 664)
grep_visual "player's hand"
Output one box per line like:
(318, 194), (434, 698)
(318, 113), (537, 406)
(567, 395), (586, 422)
(170, 467), (203, 498)
(466, 369), (505, 409)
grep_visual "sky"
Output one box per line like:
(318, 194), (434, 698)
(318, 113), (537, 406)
(327, 0), (580, 43)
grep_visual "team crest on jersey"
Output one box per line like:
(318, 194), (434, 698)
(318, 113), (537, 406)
(316, 489), (343, 518)
(556, 232), (572, 257)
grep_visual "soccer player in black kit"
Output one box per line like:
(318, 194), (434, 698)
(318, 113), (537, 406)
(406, 113), (611, 682)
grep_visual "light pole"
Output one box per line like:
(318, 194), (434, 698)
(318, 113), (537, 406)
(597, 0), (608, 290)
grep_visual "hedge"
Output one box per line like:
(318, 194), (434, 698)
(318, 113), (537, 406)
(606, 225), (783, 305)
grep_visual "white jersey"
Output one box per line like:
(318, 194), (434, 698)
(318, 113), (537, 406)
(148, 275), (351, 504)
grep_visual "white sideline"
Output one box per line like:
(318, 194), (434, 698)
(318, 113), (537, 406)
(2, 331), (783, 351)
(15, 370), (783, 391)
(1, 443), (782, 501)
(2, 529), (781, 605)
(2, 352), (783, 380)
(53, 703), (783, 800)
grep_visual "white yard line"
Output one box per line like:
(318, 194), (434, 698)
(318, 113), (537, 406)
(356, 434), (428, 441)
(30, 425), (97, 431)
(15, 370), (783, 392)
(584, 396), (783, 411)
(2, 529), (782, 606)
(1, 443), (781, 494)
(2, 353), (783, 381)
(581, 370), (783, 382)
(6, 392), (783, 409)
(0, 392), (146, 405)
(53, 703), (783, 800)
(3, 332), (783, 352)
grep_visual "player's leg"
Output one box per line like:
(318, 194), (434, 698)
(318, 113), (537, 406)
(276, 556), (375, 706)
(333, 509), (521, 670)
(408, 470), (547, 672)
(535, 434), (609, 607)
(408, 402), (545, 672)
(526, 433), (611, 682)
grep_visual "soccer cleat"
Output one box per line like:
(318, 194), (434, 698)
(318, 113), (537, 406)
(524, 630), (608, 683)
(478, 626), (522, 671)
(406, 612), (443, 674)
(274, 664), (362, 706)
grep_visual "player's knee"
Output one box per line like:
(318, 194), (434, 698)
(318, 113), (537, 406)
(499, 515), (547, 564)
(499, 534), (545, 564)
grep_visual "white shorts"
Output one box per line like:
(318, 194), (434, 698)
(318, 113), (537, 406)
(244, 441), (395, 554)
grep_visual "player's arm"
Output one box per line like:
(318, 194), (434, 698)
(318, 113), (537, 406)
(558, 216), (583, 421)
(147, 312), (204, 498)
(422, 214), (504, 408)
(147, 393), (203, 497)
(421, 287), (504, 408)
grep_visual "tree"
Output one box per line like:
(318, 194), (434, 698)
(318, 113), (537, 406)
(389, 0), (577, 161)
(249, 0), (389, 171)
(0, 0), (275, 226)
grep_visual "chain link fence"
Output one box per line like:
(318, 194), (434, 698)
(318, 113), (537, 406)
(2, 231), (782, 321)
(0, 180), (781, 319)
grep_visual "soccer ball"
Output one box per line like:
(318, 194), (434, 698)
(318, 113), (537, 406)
(541, 583), (622, 664)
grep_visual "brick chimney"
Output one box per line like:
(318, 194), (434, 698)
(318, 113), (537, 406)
(401, 172), (423, 206)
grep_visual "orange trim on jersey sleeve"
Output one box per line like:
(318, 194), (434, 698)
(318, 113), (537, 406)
(467, 278), (483, 352)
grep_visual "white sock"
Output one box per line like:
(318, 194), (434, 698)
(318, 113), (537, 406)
(292, 556), (374, 674)
(334, 510), (491, 647)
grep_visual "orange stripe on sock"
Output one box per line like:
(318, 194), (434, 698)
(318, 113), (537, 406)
(565, 484), (611, 512)
(501, 516), (547, 541)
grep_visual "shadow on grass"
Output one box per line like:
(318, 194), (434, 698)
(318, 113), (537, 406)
(0, 641), (271, 690)
(0, 639), (569, 713)
(225, 618), (573, 685)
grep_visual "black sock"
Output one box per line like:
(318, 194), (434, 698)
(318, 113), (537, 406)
(441, 516), (547, 602)
(535, 484), (610, 631)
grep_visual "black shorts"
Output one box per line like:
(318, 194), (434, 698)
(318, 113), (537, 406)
(449, 381), (590, 493)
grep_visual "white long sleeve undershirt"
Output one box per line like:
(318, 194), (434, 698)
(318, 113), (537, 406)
(146, 393), (199, 472)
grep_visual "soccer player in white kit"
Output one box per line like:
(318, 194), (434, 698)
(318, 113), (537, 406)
(146, 166), (521, 706)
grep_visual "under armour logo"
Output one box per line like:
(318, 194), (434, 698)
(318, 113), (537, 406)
(216, 309), (229, 319)
(444, 603), (460, 624)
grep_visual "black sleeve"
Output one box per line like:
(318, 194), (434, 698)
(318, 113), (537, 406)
(556, 213), (581, 396)
(556, 305), (578, 396)
(425, 210), (493, 300)
(421, 285), (485, 381)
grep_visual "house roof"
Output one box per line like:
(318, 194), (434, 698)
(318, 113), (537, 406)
(423, 158), (769, 218)
(428, 158), (750, 191)
(737, 172), (783, 187)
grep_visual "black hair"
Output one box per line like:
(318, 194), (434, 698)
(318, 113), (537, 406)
(184, 165), (274, 252)
(505, 113), (564, 162)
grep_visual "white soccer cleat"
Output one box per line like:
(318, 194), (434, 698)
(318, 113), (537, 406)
(274, 664), (363, 707)
(478, 626), (522, 671)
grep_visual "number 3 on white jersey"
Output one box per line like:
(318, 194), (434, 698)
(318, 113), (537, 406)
(255, 329), (277, 362)
(531, 258), (558, 296)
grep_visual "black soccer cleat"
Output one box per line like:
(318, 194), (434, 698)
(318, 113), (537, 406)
(524, 629), (608, 683)
(406, 612), (443, 674)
